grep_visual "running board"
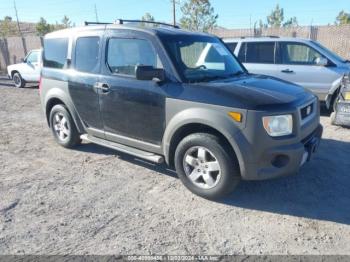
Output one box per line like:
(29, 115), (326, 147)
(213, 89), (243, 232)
(80, 134), (164, 164)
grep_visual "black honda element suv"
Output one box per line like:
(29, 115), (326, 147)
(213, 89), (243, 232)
(40, 20), (323, 199)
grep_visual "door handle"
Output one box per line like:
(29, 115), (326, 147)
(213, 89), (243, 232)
(94, 82), (110, 93)
(281, 69), (294, 73)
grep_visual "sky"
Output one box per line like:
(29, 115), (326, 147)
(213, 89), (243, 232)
(0, 0), (349, 29)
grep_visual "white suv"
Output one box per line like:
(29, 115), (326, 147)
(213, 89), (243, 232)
(7, 49), (42, 88)
(224, 37), (350, 108)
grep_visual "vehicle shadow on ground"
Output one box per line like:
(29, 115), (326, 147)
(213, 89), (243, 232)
(222, 138), (350, 225)
(75, 142), (177, 178)
(320, 105), (331, 117)
(77, 139), (350, 224)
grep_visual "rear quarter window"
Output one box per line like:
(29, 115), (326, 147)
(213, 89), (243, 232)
(43, 38), (68, 69)
(75, 37), (100, 73)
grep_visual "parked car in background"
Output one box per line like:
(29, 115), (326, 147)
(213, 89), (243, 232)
(40, 21), (322, 199)
(224, 37), (350, 109)
(331, 74), (350, 127)
(7, 49), (42, 88)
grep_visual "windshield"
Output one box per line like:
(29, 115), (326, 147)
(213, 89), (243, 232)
(160, 35), (245, 82)
(311, 40), (347, 63)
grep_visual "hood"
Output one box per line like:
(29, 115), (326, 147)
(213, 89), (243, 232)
(7, 63), (23, 70)
(174, 74), (315, 110)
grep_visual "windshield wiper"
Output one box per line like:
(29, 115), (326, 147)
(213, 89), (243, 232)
(190, 71), (246, 83)
(193, 75), (228, 83)
(226, 71), (246, 77)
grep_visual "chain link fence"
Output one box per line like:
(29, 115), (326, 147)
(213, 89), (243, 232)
(212, 24), (350, 59)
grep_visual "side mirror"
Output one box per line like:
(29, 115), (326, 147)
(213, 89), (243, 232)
(315, 57), (328, 66)
(135, 65), (165, 82)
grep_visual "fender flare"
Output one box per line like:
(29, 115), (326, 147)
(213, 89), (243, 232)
(44, 87), (85, 133)
(162, 107), (247, 177)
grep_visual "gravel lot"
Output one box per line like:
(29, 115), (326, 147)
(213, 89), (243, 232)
(1, 76), (350, 255)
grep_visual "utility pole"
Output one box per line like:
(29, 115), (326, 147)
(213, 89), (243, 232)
(172, 0), (176, 26)
(94, 4), (99, 22)
(13, 0), (23, 38)
(13, 0), (27, 56)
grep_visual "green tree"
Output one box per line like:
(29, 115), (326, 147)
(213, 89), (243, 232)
(36, 17), (54, 36)
(283, 16), (298, 27)
(61, 15), (72, 28)
(54, 15), (72, 30)
(141, 12), (155, 26)
(335, 10), (350, 25)
(142, 12), (155, 22)
(180, 0), (218, 32)
(267, 4), (284, 27)
(266, 4), (298, 28)
(0, 16), (17, 37)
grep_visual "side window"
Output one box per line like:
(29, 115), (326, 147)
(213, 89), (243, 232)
(225, 42), (237, 53)
(26, 51), (39, 63)
(75, 37), (100, 73)
(238, 42), (246, 62)
(245, 42), (275, 64)
(280, 42), (323, 65)
(107, 38), (162, 76)
(43, 38), (68, 69)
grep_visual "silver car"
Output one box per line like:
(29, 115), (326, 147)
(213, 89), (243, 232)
(224, 37), (350, 108)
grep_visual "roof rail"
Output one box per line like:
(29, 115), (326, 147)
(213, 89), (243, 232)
(84, 21), (112, 26)
(240, 35), (280, 39)
(114, 19), (179, 29)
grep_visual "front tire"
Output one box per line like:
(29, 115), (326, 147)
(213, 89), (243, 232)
(49, 104), (81, 148)
(174, 133), (240, 200)
(13, 72), (25, 88)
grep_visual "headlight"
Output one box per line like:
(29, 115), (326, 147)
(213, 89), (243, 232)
(344, 91), (350, 100)
(262, 115), (293, 137)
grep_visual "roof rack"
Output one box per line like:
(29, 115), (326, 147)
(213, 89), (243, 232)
(114, 19), (179, 29)
(240, 35), (280, 39)
(84, 21), (112, 26)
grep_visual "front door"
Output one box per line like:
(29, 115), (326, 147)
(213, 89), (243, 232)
(21, 50), (41, 81)
(275, 42), (340, 100)
(99, 31), (166, 146)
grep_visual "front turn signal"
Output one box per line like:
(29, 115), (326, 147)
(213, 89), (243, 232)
(228, 112), (242, 122)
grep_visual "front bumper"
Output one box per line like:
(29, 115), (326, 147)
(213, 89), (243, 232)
(240, 124), (323, 180)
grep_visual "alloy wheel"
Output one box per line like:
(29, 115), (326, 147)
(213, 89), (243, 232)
(183, 146), (221, 189)
(53, 113), (70, 141)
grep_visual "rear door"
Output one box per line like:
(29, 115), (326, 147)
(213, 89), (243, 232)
(239, 41), (280, 77)
(68, 31), (105, 137)
(275, 41), (340, 99)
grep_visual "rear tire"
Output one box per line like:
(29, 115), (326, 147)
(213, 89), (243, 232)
(174, 133), (240, 200)
(49, 104), (81, 148)
(13, 72), (25, 88)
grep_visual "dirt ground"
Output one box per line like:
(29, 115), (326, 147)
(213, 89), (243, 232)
(1, 76), (350, 255)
